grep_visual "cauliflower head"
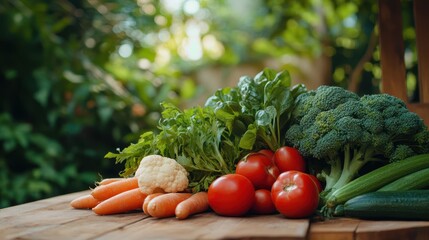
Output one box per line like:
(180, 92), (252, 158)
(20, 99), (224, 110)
(136, 155), (189, 194)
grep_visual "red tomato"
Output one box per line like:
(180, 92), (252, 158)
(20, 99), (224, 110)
(271, 171), (319, 218)
(308, 174), (323, 193)
(258, 149), (274, 160)
(250, 189), (277, 215)
(236, 153), (280, 189)
(208, 174), (255, 216)
(274, 146), (306, 173)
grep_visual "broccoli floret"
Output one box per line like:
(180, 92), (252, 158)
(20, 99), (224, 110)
(285, 86), (429, 198)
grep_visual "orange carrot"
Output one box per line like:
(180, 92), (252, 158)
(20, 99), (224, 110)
(147, 193), (192, 218)
(70, 194), (100, 209)
(175, 192), (209, 220)
(97, 178), (124, 186)
(92, 188), (147, 215)
(91, 177), (138, 201)
(143, 193), (164, 216)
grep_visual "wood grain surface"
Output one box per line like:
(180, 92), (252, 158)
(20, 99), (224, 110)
(1, 190), (428, 240)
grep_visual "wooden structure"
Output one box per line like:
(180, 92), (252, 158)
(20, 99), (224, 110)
(378, 0), (429, 126)
(1, 190), (429, 240)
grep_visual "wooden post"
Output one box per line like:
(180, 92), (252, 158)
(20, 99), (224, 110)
(378, 0), (407, 101)
(414, 0), (429, 103)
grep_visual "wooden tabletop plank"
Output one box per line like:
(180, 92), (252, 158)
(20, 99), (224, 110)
(0, 191), (87, 218)
(2, 191), (429, 240)
(355, 220), (429, 240)
(95, 213), (309, 240)
(0, 190), (149, 240)
(16, 212), (148, 240)
(0, 194), (94, 239)
(0, 190), (91, 239)
(308, 218), (360, 240)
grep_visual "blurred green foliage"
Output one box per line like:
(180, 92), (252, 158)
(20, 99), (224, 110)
(0, 0), (183, 208)
(0, 0), (418, 208)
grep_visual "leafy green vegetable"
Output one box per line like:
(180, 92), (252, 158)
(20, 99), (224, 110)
(106, 103), (240, 192)
(206, 69), (306, 151)
(106, 69), (305, 192)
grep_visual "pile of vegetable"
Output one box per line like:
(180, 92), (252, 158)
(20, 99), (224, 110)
(70, 69), (429, 221)
(285, 85), (429, 194)
(104, 69), (306, 192)
(282, 85), (429, 217)
(71, 155), (210, 219)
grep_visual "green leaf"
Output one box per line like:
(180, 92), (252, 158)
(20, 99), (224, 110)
(104, 152), (119, 158)
(255, 106), (276, 127)
(239, 124), (257, 150)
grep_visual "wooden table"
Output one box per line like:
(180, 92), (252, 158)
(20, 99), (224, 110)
(1, 191), (429, 240)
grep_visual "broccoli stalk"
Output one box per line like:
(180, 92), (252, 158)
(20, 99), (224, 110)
(319, 154), (341, 192)
(285, 86), (429, 200)
(321, 145), (379, 193)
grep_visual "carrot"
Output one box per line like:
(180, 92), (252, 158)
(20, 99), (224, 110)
(175, 192), (209, 220)
(92, 188), (147, 215)
(143, 193), (164, 216)
(147, 193), (192, 218)
(97, 178), (123, 186)
(91, 177), (138, 201)
(70, 194), (100, 209)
